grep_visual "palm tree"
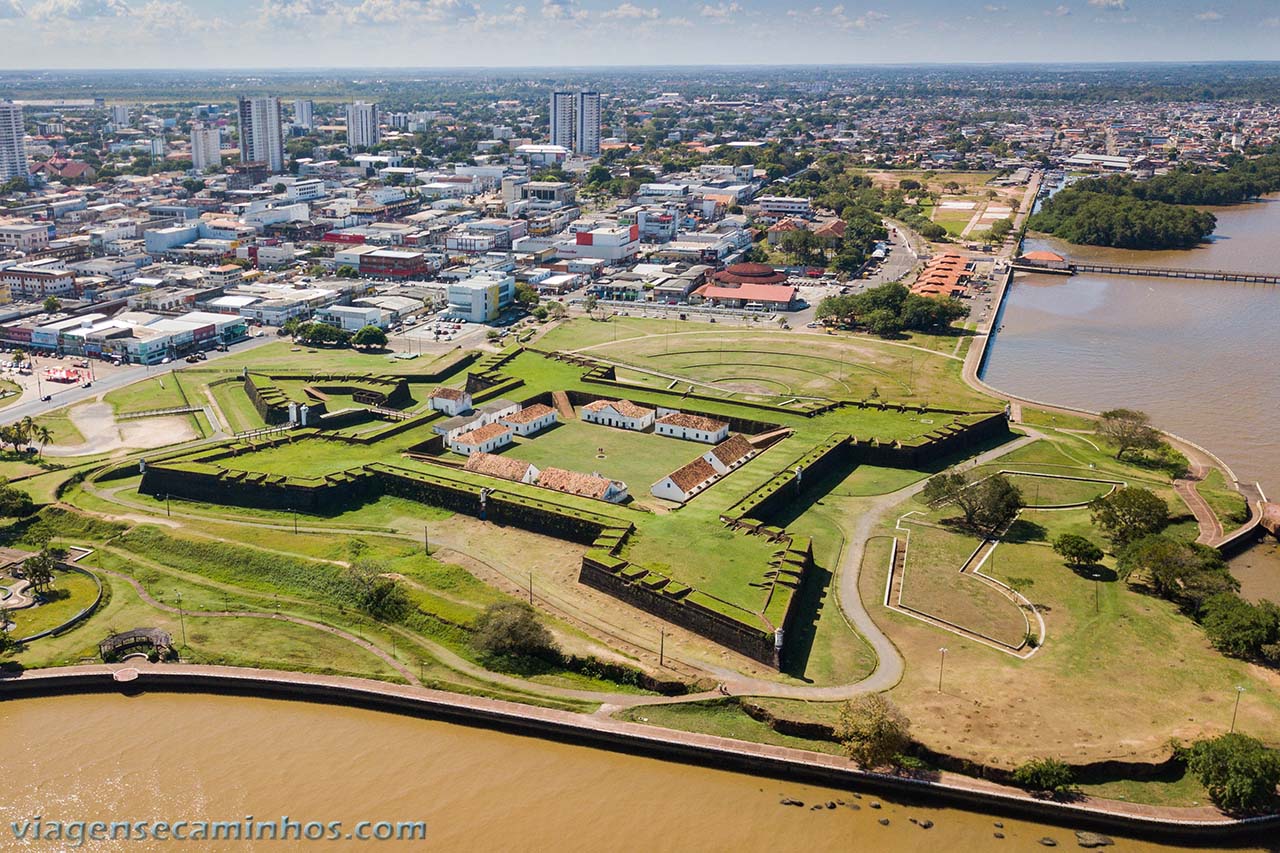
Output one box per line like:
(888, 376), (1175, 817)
(18, 416), (34, 448)
(33, 425), (52, 459)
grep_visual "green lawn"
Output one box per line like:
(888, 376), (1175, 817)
(500, 418), (698, 494)
(1002, 472), (1116, 507)
(7, 569), (100, 639)
(104, 372), (194, 415)
(896, 520), (1029, 647)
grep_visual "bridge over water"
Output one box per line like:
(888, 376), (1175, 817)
(1012, 260), (1280, 284)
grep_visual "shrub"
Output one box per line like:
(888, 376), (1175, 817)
(1052, 533), (1103, 568)
(470, 601), (559, 660)
(835, 694), (911, 769)
(1186, 733), (1280, 814)
(1012, 757), (1075, 795)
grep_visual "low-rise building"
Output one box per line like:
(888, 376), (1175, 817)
(464, 452), (539, 484)
(428, 386), (472, 417)
(450, 422), (512, 455)
(582, 399), (655, 431)
(654, 411), (730, 444)
(650, 457), (718, 504)
(537, 467), (629, 504)
(500, 403), (557, 436)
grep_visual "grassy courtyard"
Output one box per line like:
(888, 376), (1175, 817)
(500, 417), (707, 496)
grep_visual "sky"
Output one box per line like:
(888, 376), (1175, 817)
(0, 0), (1278, 68)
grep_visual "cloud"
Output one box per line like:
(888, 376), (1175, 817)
(353, 0), (477, 24)
(1264, 16), (1280, 27)
(1193, 9), (1222, 21)
(541, 0), (585, 20)
(851, 9), (887, 28)
(699, 2), (740, 19)
(1045, 3), (1070, 16)
(600, 2), (658, 20)
(29, 0), (128, 18)
(1087, 0), (1123, 8)
(0, 0), (24, 17)
(982, 4), (1007, 12)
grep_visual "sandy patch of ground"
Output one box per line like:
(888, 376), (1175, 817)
(46, 402), (197, 456)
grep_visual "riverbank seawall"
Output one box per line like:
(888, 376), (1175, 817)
(3, 664), (1277, 844)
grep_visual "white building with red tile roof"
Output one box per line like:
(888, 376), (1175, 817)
(582, 399), (655, 431)
(464, 451), (539, 484)
(428, 386), (472, 416)
(499, 403), (558, 436)
(450, 422), (512, 455)
(650, 456), (718, 503)
(537, 466), (629, 503)
(655, 411), (730, 444)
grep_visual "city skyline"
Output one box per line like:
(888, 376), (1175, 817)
(0, 1), (1278, 68)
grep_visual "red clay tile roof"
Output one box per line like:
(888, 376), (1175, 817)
(584, 399), (653, 420)
(711, 262), (788, 286)
(502, 403), (555, 425)
(430, 387), (469, 401)
(538, 466), (620, 500)
(697, 282), (797, 304)
(710, 434), (754, 467)
(464, 452), (533, 481)
(664, 457), (717, 493)
(454, 422), (510, 445)
(657, 412), (728, 433)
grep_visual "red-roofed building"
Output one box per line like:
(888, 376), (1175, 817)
(710, 262), (788, 287)
(694, 282), (797, 310)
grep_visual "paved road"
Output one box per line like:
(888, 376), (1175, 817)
(0, 335), (277, 428)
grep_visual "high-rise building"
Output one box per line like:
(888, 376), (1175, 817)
(110, 104), (131, 127)
(549, 91), (574, 149)
(190, 124), (221, 173)
(293, 99), (314, 131)
(574, 91), (601, 156)
(237, 96), (285, 174)
(0, 101), (28, 184)
(345, 102), (380, 149)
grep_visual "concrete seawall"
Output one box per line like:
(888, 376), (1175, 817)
(3, 664), (1277, 844)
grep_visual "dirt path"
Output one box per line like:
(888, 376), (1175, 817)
(45, 402), (197, 457)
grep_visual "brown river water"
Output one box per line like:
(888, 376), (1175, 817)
(1, 693), (1260, 852)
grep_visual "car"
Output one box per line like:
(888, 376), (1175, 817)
(40, 394), (50, 402)
(161, 357), (172, 364)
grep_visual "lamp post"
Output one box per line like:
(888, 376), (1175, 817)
(424, 525), (429, 556)
(937, 647), (948, 693)
(165, 493), (171, 517)
(175, 591), (187, 648)
(659, 628), (665, 668)
(1231, 685), (1246, 733)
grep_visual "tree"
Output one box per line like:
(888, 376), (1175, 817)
(0, 480), (34, 518)
(924, 472), (1023, 534)
(968, 474), (1024, 534)
(585, 163), (612, 185)
(1186, 733), (1280, 814)
(295, 322), (352, 347)
(780, 229), (824, 266)
(1090, 487), (1169, 548)
(1052, 534), (1103, 568)
(1011, 758), (1076, 796)
(1116, 534), (1237, 610)
(1199, 594), (1280, 659)
(514, 282), (540, 309)
(471, 602), (559, 660)
(546, 301), (566, 320)
(344, 558), (410, 622)
(42, 296), (62, 313)
(1099, 409), (1161, 459)
(351, 325), (388, 350)
(835, 694), (911, 769)
(22, 548), (57, 596)
(335, 265), (359, 279)
(32, 424), (52, 459)
(272, 182), (287, 194)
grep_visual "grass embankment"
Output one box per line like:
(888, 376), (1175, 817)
(616, 698), (844, 756)
(1197, 468), (1250, 532)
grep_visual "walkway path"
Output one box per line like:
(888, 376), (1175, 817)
(1175, 462), (1225, 545)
